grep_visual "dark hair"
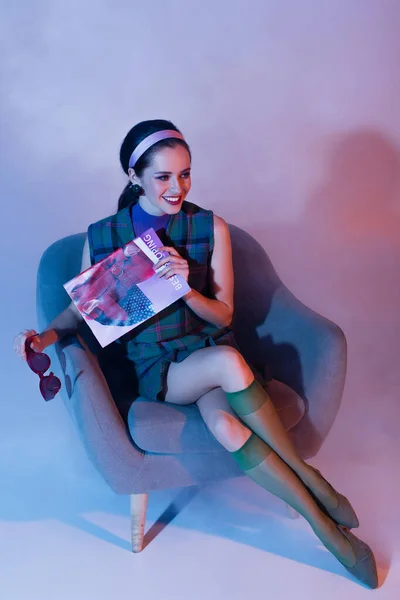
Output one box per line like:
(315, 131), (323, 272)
(117, 119), (192, 212)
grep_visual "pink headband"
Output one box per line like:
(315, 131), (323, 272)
(128, 129), (186, 169)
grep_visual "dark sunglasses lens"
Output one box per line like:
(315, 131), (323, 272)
(28, 352), (51, 374)
(25, 337), (51, 374)
(40, 374), (61, 401)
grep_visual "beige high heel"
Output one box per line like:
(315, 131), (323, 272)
(336, 525), (379, 589)
(307, 467), (360, 529)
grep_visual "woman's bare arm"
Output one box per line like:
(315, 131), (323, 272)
(182, 215), (234, 328)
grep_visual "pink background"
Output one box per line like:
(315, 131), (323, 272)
(2, 1), (399, 597)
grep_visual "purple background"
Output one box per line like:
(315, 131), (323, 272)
(4, 1), (398, 597)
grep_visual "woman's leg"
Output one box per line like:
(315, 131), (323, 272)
(195, 387), (253, 451)
(165, 345), (339, 511)
(187, 387), (357, 568)
(164, 348), (381, 586)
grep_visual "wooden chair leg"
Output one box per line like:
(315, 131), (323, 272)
(130, 493), (149, 553)
(286, 503), (300, 519)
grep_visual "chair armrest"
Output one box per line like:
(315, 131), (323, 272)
(52, 333), (146, 493)
(256, 286), (347, 458)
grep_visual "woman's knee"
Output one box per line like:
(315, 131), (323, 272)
(212, 346), (253, 391)
(212, 410), (252, 452)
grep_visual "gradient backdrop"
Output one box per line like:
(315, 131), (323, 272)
(1, 1), (399, 598)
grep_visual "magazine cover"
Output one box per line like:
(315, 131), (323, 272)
(64, 228), (191, 347)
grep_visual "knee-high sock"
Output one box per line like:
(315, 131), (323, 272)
(227, 380), (361, 530)
(226, 379), (305, 474)
(232, 434), (377, 587)
(231, 433), (322, 527)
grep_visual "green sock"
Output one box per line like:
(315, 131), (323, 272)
(232, 432), (272, 471)
(232, 433), (317, 527)
(226, 379), (267, 417)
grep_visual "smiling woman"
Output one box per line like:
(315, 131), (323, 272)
(14, 119), (378, 588)
(78, 119), (239, 406)
(130, 146), (192, 214)
(117, 121), (193, 216)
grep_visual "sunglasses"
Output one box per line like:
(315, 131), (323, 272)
(25, 335), (61, 401)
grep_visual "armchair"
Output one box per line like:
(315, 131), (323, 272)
(36, 224), (346, 552)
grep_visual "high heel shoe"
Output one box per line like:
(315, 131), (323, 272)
(307, 467), (360, 529)
(336, 525), (379, 589)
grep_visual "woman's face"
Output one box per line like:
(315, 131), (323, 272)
(129, 144), (191, 216)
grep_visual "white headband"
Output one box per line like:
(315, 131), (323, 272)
(128, 129), (186, 169)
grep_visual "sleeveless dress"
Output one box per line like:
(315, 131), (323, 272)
(87, 199), (241, 406)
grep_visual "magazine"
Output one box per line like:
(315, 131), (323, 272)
(64, 228), (191, 347)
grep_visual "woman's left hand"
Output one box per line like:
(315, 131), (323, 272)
(154, 246), (189, 283)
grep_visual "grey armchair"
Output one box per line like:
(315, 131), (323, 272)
(36, 224), (347, 552)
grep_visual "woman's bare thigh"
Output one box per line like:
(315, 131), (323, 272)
(164, 345), (254, 404)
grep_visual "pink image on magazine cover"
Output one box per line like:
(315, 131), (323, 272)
(70, 245), (155, 325)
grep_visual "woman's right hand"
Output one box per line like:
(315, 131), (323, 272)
(13, 329), (58, 361)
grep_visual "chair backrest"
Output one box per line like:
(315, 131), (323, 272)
(228, 224), (282, 362)
(36, 231), (101, 355)
(37, 232), (87, 326)
(37, 225), (283, 359)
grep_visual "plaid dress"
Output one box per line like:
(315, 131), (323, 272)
(87, 199), (239, 402)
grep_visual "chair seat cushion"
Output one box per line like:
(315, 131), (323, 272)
(128, 379), (305, 454)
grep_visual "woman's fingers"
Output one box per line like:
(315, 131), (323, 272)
(157, 265), (189, 283)
(34, 329), (58, 352)
(13, 329), (56, 361)
(30, 335), (45, 353)
(157, 246), (179, 256)
(155, 247), (185, 264)
(153, 247), (189, 282)
(154, 256), (186, 270)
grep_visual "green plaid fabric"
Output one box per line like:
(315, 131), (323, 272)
(87, 199), (236, 401)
